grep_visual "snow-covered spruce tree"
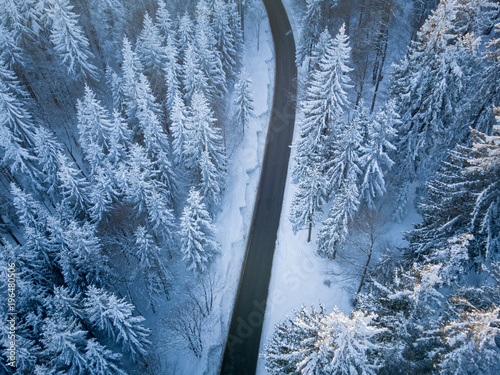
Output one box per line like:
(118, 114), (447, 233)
(120, 36), (143, 122)
(44, 0), (98, 80)
(194, 2), (227, 103)
(407, 110), (500, 263)
(233, 68), (256, 134)
(176, 12), (194, 65)
(85, 338), (127, 375)
(171, 92), (190, 165)
(185, 91), (226, 207)
(76, 86), (113, 170)
(180, 188), (219, 273)
(182, 41), (208, 105)
(296, 0), (338, 67)
(291, 25), (353, 239)
(83, 285), (151, 361)
(107, 109), (131, 166)
(134, 226), (171, 306)
(325, 109), (362, 194)
(41, 316), (88, 375)
(264, 305), (385, 375)
(48, 218), (110, 293)
(33, 126), (63, 201)
(290, 162), (327, 242)
(389, 0), (497, 218)
(155, 0), (172, 38)
(358, 100), (398, 210)
(317, 169), (360, 259)
(212, 0), (238, 78)
(56, 152), (90, 216)
(136, 13), (168, 95)
(163, 34), (181, 117)
(0, 77), (36, 146)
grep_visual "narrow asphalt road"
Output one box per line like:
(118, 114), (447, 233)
(220, 1), (297, 374)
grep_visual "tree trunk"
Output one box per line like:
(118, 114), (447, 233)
(307, 221), (312, 243)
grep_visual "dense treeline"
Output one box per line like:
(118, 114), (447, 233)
(266, 0), (500, 373)
(0, 0), (257, 373)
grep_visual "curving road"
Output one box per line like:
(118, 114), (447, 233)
(220, 1), (297, 374)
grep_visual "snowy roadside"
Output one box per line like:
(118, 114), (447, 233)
(201, 5), (276, 374)
(256, 2), (422, 374)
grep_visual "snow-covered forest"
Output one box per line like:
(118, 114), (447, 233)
(264, 0), (500, 374)
(0, 0), (499, 374)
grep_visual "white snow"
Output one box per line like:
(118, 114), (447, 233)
(199, 4), (276, 374)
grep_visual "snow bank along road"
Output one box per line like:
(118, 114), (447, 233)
(220, 1), (297, 374)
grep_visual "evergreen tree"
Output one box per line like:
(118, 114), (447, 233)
(83, 285), (151, 361)
(289, 162), (327, 242)
(33, 126), (63, 201)
(163, 34), (181, 116)
(180, 188), (219, 273)
(185, 91), (226, 206)
(264, 305), (384, 375)
(121, 36), (143, 121)
(317, 171), (360, 259)
(155, 0), (172, 38)
(233, 68), (256, 133)
(212, 0), (237, 78)
(182, 41), (208, 104)
(44, 0), (98, 79)
(134, 226), (171, 304)
(176, 12), (194, 65)
(85, 338), (126, 375)
(407, 112), (500, 263)
(136, 13), (168, 94)
(41, 316), (88, 375)
(358, 100), (398, 209)
(171, 92), (189, 165)
(76, 86), (113, 169)
(56, 152), (90, 215)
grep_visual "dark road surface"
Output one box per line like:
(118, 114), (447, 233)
(220, 1), (297, 374)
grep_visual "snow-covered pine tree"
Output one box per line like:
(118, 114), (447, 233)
(180, 188), (219, 273)
(359, 100), (398, 209)
(0, 78), (36, 146)
(76, 86), (113, 169)
(120, 36), (143, 121)
(56, 152), (90, 216)
(33, 126), (63, 201)
(389, 0), (495, 210)
(83, 285), (151, 361)
(407, 110), (500, 263)
(194, 2), (227, 103)
(325, 111), (362, 194)
(185, 91), (226, 206)
(317, 170), (360, 259)
(163, 34), (181, 116)
(41, 316), (88, 375)
(182, 41), (208, 104)
(296, 0), (338, 67)
(155, 0), (172, 38)
(293, 26), (359, 238)
(49, 218), (109, 293)
(212, 0), (237, 78)
(233, 68), (256, 133)
(289, 162), (327, 242)
(176, 12), (194, 65)
(171, 92), (189, 165)
(107, 110), (131, 166)
(136, 13), (168, 95)
(44, 0), (98, 80)
(134, 226), (171, 305)
(85, 338), (126, 375)
(264, 304), (385, 375)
